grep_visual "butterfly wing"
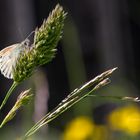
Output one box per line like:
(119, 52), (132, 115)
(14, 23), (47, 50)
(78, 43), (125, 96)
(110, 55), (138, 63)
(0, 39), (30, 79)
(0, 44), (20, 79)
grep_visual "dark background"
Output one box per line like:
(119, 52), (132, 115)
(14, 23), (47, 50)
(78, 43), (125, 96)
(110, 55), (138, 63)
(0, 0), (140, 139)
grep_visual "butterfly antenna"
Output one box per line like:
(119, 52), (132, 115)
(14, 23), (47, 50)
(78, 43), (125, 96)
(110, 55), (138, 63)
(18, 28), (24, 40)
(25, 31), (35, 40)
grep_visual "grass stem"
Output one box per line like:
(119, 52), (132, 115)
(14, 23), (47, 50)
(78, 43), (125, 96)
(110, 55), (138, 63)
(0, 82), (18, 110)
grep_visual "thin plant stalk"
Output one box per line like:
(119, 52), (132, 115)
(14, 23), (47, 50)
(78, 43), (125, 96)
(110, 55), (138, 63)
(0, 82), (19, 110)
(88, 95), (140, 102)
(22, 68), (117, 139)
(26, 79), (110, 138)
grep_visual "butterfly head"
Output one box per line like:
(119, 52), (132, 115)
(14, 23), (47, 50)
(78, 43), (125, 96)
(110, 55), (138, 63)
(21, 39), (30, 48)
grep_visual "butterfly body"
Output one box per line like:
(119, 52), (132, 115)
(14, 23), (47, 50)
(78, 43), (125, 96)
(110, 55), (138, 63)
(0, 39), (30, 79)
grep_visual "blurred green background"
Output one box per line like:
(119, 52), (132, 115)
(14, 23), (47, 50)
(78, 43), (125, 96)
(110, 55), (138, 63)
(0, 0), (140, 139)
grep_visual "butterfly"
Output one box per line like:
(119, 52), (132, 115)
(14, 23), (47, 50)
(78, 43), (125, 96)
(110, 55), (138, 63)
(0, 31), (35, 79)
(0, 38), (30, 79)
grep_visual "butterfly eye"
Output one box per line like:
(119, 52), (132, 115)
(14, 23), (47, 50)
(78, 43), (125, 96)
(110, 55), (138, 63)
(23, 39), (30, 46)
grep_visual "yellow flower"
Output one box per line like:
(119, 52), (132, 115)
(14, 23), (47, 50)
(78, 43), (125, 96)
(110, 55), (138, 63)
(62, 116), (108, 140)
(108, 105), (140, 135)
(62, 116), (94, 140)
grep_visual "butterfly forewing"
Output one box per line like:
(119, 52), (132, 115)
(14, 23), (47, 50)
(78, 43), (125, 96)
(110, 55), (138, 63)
(0, 44), (20, 79)
(0, 58), (12, 78)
